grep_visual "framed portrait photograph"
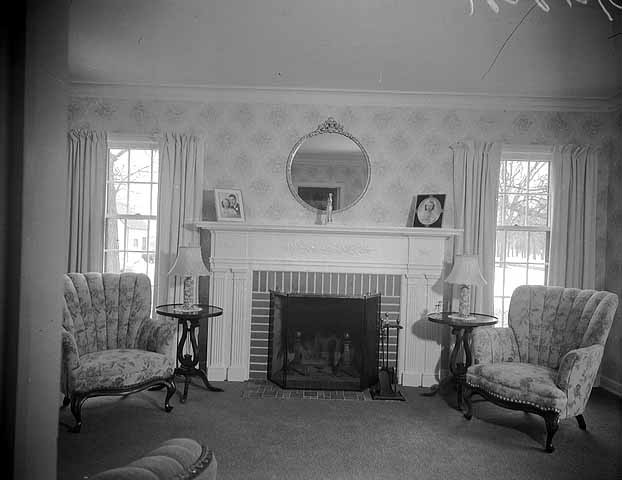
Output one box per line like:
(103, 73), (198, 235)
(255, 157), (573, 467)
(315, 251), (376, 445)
(214, 189), (245, 222)
(413, 194), (445, 228)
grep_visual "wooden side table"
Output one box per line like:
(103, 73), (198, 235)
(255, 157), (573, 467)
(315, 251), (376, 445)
(156, 303), (224, 403)
(424, 311), (497, 409)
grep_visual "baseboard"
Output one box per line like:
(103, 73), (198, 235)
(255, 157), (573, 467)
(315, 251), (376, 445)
(206, 366), (227, 382)
(226, 367), (248, 382)
(401, 370), (447, 387)
(598, 375), (622, 397)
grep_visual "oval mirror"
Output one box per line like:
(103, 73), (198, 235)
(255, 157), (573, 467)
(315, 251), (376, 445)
(286, 118), (371, 213)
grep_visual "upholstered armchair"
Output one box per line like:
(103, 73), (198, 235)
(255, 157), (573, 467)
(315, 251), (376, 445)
(61, 272), (177, 432)
(463, 285), (618, 452)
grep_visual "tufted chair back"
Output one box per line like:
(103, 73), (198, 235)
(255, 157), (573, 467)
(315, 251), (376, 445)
(507, 285), (618, 370)
(63, 272), (153, 355)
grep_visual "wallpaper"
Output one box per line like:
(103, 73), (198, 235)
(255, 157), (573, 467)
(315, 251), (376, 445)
(68, 96), (617, 286)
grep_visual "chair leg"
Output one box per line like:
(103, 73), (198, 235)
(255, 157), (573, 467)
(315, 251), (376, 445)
(69, 394), (86, 433)
(543, 411), (560, 453)
(576, 414), (587, 430)
(462, 384), (474, 420)
(164, 379), (176, 412)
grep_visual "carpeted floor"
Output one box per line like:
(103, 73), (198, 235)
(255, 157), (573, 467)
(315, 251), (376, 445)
(57, 380), (622, 480)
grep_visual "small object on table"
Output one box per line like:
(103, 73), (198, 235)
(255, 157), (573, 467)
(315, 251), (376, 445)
(156, 303), (224, 403)
(371, 314), (406, 401)
(167, 246), (210, 313)
(444, 254), (488, 320)
(422, 311), (497, 409)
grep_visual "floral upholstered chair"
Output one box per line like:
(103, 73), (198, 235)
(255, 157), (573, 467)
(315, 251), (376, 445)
(463, 285), (618, 453)
(61, 272), (177, 432)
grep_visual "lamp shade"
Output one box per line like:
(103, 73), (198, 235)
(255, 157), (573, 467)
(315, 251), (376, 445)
(445, 254), (487, 286)
(167, 246), (210, 276)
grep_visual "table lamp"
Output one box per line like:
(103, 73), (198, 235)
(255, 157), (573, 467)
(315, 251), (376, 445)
(445, 254), (487, 320)
(167, 246), (210, 313)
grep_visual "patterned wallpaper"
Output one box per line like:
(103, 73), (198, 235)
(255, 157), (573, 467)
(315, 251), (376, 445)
(68, 96), (617, 284)
(69, 95), (621, 386)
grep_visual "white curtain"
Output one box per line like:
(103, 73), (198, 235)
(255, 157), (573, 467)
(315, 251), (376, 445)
(451, 140), (502, 315)
(548, 145), (598, 289)
(66, 129), (107, 272)
(155, 133), (206, 308)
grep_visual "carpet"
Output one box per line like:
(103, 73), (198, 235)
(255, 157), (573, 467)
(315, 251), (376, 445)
(57, 383), (622, 480)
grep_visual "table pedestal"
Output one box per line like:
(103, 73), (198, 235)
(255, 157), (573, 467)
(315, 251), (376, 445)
(176, 317), (223, 403)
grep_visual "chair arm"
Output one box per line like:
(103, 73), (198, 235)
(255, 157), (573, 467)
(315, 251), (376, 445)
(136, 317), (177, 358)
(61, 328), (80, 371)
(555, 344), (604, 417)
(471, 326), (520, 365)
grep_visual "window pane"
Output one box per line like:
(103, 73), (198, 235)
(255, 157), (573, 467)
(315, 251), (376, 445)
(129, 149), (153, 182)
(105, 219), (125, 250)
(111, 183), (128, 214)
(529, 161), (549, 194)
(504, 263), (527, 296)
(104, 251), (120, 273)
(527, 264), (546, 285)
(109, 149), (129, 182)
(495, 230), (505, 262)
(494, 264), (505, 296)
(125, 252), (148, 274)
(148, 219), (157, 251)
(494, 297), (507, 326)
(498, 162), (506, 193)
(128, 184), (152, 215)
(503, 194), (526, 226)
(527, 195), (548, 226)
(505, 230), (528, 263)
(151, 184), (158, 216)
(126, 219), (149, 249)
(528, 231), (547, 261)
(152, 150), (159, 182)
(505, 161), (529, 193)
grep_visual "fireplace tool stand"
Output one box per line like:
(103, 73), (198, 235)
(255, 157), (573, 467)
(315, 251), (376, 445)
(370, 314), (405, 401)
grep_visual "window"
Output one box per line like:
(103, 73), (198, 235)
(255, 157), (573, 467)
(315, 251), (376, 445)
(104, 140), (159, 297)
(494, 146), (552, 326)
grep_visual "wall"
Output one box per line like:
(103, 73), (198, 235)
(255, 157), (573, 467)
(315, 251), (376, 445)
(13, 1), (69, 479)
(69, 94), (620, 386)
(602, 12), (622, 395)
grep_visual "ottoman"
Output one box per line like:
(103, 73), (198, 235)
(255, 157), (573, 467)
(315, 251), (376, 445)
(90, 438), (217, 480)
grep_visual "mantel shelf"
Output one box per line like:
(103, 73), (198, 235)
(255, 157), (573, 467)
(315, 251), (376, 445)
(196, 221), (462, 238)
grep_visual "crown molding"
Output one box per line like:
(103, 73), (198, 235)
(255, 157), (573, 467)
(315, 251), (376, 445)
(69, 81), (618, 113)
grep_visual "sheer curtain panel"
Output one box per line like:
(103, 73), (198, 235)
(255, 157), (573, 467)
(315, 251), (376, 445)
(155, 133), (206, 308)
(548, 145), (598, 289)
(66, 129), (107, 272)
(451, 140), (501, 315)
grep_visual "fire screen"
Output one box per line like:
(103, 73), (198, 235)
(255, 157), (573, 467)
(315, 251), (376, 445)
(268, 291), (380, 391)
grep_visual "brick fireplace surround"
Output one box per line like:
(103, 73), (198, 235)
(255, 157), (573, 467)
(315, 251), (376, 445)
(196, 222), (460, 387)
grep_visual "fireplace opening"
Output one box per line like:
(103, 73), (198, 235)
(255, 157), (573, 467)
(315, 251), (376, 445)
(268, 291), (380, 391)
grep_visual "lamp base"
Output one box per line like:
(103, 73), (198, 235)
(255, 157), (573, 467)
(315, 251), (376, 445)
(173, 276), (199, 313)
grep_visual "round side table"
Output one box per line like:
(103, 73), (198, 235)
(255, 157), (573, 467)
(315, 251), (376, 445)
(156, 303), (224, 403)
(424, 312), (497, 409)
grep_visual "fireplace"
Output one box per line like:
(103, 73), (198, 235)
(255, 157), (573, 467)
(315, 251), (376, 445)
(268, 291), (380, 391)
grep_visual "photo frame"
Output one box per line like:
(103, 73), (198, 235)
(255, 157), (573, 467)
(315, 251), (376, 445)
(412, 194), (445, 228)
(214, 189), (245, 222)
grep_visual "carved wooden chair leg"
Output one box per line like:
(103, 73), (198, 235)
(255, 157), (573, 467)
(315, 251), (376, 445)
(576, 414), (587, 430)
(543, 411), (560, 453)
(164, 379), (176, 412)
(69, 394), (86, 433)
(462, 384), (474, 420)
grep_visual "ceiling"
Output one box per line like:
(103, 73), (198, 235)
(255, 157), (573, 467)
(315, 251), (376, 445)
(68, 0), (620, 100)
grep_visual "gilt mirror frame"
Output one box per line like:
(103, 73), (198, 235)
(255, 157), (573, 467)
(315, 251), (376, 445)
(286, 117), (371, 214)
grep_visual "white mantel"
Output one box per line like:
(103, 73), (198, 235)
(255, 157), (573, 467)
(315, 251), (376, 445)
(197, 221), (461, 387)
